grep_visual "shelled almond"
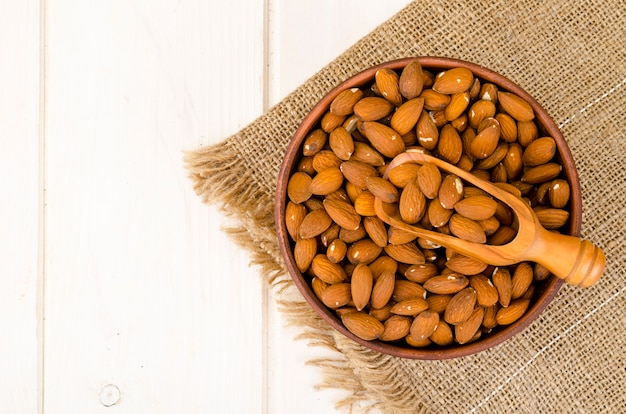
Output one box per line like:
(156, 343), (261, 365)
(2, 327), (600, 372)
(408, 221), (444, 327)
(284, 60), (572, 347)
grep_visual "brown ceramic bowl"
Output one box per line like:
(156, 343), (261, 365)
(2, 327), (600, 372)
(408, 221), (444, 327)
(275, 57), (580, 359)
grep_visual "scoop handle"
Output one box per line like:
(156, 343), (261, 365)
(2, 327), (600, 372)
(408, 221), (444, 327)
(529, 230), (606, 287)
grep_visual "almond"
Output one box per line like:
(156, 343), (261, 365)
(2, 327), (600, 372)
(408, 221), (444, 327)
(492, 267), (512, 307)
(399, 60), (424, 100)
(428, 197), (453, 228)
(328, 126), (355, 160)
(323, 198), (360, 230)
(511, 262), (534, 299)
(445, 254), (488, 275)
(420, 89), (451, 111)
(368, 256), (398, 279)
(285, 201), (307, 241)
(432, 67), (474, 94)
(302, 128), (328, 156)
(405, 335), (432, 348)
(449, 214), (487, 243)
(387, 163), (421, 188)
(351, 263), (374, 311)
(311, 254), (347, 284)
(358, 121), (406, 158)
(365, 176), (399, 203)
(387, 225), (418, 244)
(351, 142), (386, 166)
(297, 156), (316, 175)
(416, 110), (439, 150)
(450, 113), (468, 132)
(548, 179), (570, 208)
(375, 68), (403, 106)
(478, 215), (501, 236)
(320, 223), (340, 247)
(437, 124), (463, 164)
(294, 238), (318, 273)
(426, 294), (453, 314)
(353, 96), (395, 121)
(521, 163), (562, 184)
(379, 315), (412, 341)
(417, 162), (442, 199)
(502, 142), (523, 179)
(340, 160), (378, 189)
(392, 280), (427, 302)
(320, 111), (346, 133)
(469, 274), (499, 307)
(391, 298), (429, 316)
(341, 311), (385, 340)
(496, 112), (518, 143)
(453, 195), (498, 221)
(399, 178), (427, 224)
(370, 270), (395, 309)
(522, 136), (556, 166)
(299, 209), (333, 239)
(390, 98), (425, 135)
(369, 303), (394, 322)
(409, 310), (440, 341)
(482, 304), (499, 329)
(474, 142), (508, 170)
(326, 238), (347, 263)
(362, 216), (388, 248)
(309, 167), (344, 195)
(534, 207), (569, 229)
(404, 262), (438, 283)
(444, 287), (477, 325)
(423, 273), (469, 294)
(455, 306), (485, 344)
(346, 238), (382, 265)
(353, 191), (377, 216)
(469, 117), (501, 159)
(287, 172), (312, 204)
(480, 83), (499, 103)
(487, 225), (516, 246)
(495, 299), (530, 325)
(445, 90), (471, 122)
(311, 277), (328, 300)
(320, 282), (352, 309)
(517, 120), (538, 147)
(468, 99), (497, 129)
(497, 91), (535, 122)
(312, 150), (342, 173)
(438, 174), (464, 209)
(330, 87), (364, 116)
(430, 320), (454, 346)
(383, 242), (425, 265)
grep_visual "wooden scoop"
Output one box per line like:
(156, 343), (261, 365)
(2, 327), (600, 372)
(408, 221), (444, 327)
(374, 150), (605, 287)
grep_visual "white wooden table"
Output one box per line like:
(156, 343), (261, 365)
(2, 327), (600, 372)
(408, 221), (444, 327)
(2, 1), (411, 412)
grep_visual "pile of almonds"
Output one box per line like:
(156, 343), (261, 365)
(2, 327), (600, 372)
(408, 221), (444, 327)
(285, 60), (571, 347)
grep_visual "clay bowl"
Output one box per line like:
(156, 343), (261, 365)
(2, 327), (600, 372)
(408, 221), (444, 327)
(275, 57), (580, 359)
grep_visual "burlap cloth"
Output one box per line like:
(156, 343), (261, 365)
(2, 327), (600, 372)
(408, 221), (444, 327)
(185, 1), (626, 412)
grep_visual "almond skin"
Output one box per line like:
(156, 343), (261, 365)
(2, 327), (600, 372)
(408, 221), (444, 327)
(417, 162), (442, 199)
(409, 310), (440, 341)
(399, 178), (427, 224)
(375, 68), (403, 106)
(365, 176), (399, 203)
(521, 163), (562, 184)
(430, 320), (454, 346)
(455, 306), (485, 344)
(287, 172), (312, 204)
(341, 311), (385, 340)
(340, 160), (379, 189)
(445, 254), (488, 275)
(453, 195), (498, 221)
(495, 299), (530, 325)
(346, 239), (383, 265)
(391, 298), (429, 316)
(294, 238), (318, 273)
(383, 242), (426, 265)
(534, 207), (570, 229)
(351, 263), (374, 311)
(370, 271), (395, 309)
(323, 198), (360, 231)
(444, 287), (477, 325)
(330, 87), (364, 116)
(548, 179), (570, 208)
(379, 315), (412, 341)
(449, 214), (487, 243)
(309, 167), (344, 195)
(311, 254), (347, 284)
(302, 128), (328, 156)
(522, 136), (556, 166)
(285, 201), (307, 241)
(469, 274), (499, 307)
(416, 110), (439, 150)
(511, 262), (534, 299)
(432, 67), (474, 94)
(320, 283), (352, 309)
(399, 60), (424, 100)
(299, 209), (333, 239)
(423, 274), (469, 294)
(358, 121), (406, 158)
(362, 216), (388, 248)
(439, 174), (464, 209)
(497, 91), (535, 122)
(390, 98), (425, 135)
(437, 124), (463, 164)
(392, 280), (427, 302)
(353, 96), (395, 121)
(492, 267), (512, 307)
(445, 91), (471, 122)
(328, 126), (355, 161)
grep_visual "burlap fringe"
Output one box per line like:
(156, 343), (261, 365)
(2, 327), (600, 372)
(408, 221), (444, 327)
(184, 140), (388, 413)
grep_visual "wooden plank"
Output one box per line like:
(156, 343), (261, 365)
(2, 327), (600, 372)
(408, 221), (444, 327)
(0, 1), (42, 412)
(43, 1), (265, 412)
(265, 1), (412, 412)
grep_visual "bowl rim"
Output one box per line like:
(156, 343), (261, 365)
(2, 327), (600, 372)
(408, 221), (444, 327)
(275, 56), (579, 359)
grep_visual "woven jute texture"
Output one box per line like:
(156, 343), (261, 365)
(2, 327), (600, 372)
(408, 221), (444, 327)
(185, 1), (626, 412)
